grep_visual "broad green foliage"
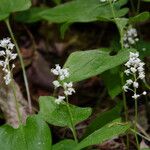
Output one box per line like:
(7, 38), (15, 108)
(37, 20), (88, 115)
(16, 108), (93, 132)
(142, 0), (150, 2)
(64, 49), (135, 82)
(0, 0), (31, 21)
(129, 12), (150, 24)
(83, 102), (123, 138)
(76, 118), (130, 149)
(0, 0), (31, 14)
(39, 96), (92, 128)
(102, 67), (122, 98)
(0, 115), (52, 150)
(15, 7), (49, 23)
(15, 0), (128, 23)
(137, 40), (150, 58)
(0, 13), (9, 21)
(52, 139), (77, 150)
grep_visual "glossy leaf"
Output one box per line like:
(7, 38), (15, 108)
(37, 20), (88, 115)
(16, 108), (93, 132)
(102, 67), (122, 98)
(83, 102), (123, 138)
(76, 118), (130, 149)
(15, 0), (128, 23)
(39, 96), (92, 128)
(64, 49), (135, 82)
(52, 139), (77, 150)
(0, 115), (52, 150)
(129, 12), (150, 24)
(0, 0), (31, 14)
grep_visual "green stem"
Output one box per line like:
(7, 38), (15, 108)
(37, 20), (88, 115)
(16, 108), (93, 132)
(5, 18), (32, 113)
(120, 72), (129, 150)
(8, 64), (22, 124)
(133, 74), (140, 150)
(129, 0), (136, 15)
(108, 0), (124, 48)
(137, 0), (141, 14)
(134, 99), (140, 150)
(65, 96), (78, 143)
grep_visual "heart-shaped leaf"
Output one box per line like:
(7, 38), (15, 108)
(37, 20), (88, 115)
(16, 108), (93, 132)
(39, 96), (92, 128)
(0, 115), (52, 150)
(64, 49), (135, 83)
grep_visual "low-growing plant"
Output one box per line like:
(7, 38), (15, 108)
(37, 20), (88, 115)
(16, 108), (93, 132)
(0, 0), (150, 149)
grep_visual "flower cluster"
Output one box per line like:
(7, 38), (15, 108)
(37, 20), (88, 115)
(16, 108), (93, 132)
(123, 52), (146, 99)
(51, 64), (75, 104)
(0, 38), (17, 85)
(123, 26), (139, 48)
(100, 0), (117, 2)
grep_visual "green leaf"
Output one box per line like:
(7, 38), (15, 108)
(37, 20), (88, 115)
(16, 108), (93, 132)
(136, 40), (150, 58)
(41, 0), (128, 23)
(115, 18), (128, 46)
(129, 12), (150, 24)
(102, 67), (122, 98)
(39, 96), (92, 128)
(76, 118), (130, 149)
(142, 0), (150, 2)
(64, 49), (135, 83)
(52, 139), (77, 150)
(15, 0), (128, 23)
(83, 102), (123, 138)
(0, 0), (31, 14)
(15, 7), (48, 23)
(0, 13), (9, 21)
(0, 115), (52, 150)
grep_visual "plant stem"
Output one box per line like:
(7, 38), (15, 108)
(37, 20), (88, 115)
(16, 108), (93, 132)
(133, 74), (140, 150)
(65, 96), (78, 143)
(134, 99), (140, 150)
(5, 18), (32, 113)
(120, 72), (129, 150)
(8, 64), (22, 125)
(137, 0), (141, 14)
(108, 0), (124, 48)
(129, 0), (136, 15)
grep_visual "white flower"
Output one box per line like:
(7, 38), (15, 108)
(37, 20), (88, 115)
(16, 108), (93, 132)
(126, 79), (133, 85)
(124, 69), (130, 75)
(133, 82), (139, 88)
(100, 0), (117, 2)
(123, 85), (128, 92)
(130, 67), (137, 73)
(53, 80), (61, 88)
(0, 51), (5, 56)
(123, 52), (146, 99)
(55, 96), (65, 104)
(51, 65), (75, 104)
(0, 37), (17, 85)
(132, 94), (140, 99)
(123, 26), (139, 48)
(142, 91), (147, 95)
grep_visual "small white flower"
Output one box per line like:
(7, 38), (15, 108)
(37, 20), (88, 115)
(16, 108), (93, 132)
(142, 91), (147, 95)
(133, 82), (139, 88)
(123, 26), (139, 48)
(55, 96), (65, 104)
(0, 37), (17, 85)
(0, 51), (5, 56)
(123, 52), (146, 99)
(126, 79), (133, 85)
(130, 67), (137, 73)
(123, 85), (128, 92)
(124, 69), (130, 75)
(53, 80), (61, 88)
(132, 93), (140, 99)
